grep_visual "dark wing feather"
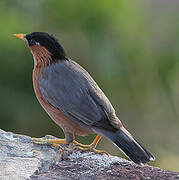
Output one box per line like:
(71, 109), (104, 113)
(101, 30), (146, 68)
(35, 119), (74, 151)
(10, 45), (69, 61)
(39, 59), (115, 128)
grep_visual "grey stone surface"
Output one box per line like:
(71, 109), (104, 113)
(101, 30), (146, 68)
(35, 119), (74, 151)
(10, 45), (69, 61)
(0, 129), (179, 180)
(0, 129), (62, 180)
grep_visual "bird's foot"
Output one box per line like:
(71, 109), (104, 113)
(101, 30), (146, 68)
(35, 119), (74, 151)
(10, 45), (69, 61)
(74, 145), (109, 156)
(31, 135), (109, 157)
(31, 136), (71, 159)
(73, 135), (109, 156)
(32, 137), (66, 145)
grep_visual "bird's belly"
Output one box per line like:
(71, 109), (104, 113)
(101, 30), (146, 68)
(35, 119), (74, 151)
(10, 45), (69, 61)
(33, 69), (93, 136)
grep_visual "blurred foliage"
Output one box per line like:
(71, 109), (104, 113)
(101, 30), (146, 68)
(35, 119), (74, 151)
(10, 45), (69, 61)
(0, 0), (179, 171)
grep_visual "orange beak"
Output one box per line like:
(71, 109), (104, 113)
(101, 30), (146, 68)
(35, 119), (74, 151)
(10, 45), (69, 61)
(13, 33), (26, 40)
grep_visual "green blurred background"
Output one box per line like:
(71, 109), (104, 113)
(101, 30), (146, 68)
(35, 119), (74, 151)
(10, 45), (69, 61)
(1, 0), (179, 171)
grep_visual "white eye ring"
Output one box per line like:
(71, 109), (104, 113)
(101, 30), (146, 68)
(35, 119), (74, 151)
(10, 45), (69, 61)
(24, 38), (29, 44)
(35, 42), (40, 45)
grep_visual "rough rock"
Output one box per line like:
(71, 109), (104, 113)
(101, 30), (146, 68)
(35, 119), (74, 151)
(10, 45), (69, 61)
(0, 129), (179, 180)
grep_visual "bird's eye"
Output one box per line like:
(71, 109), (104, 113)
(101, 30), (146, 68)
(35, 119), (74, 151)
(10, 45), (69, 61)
(29, 39), (40, 46)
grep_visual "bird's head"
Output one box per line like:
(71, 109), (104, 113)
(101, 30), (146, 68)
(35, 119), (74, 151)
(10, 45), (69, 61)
(14, 32), (68, 66)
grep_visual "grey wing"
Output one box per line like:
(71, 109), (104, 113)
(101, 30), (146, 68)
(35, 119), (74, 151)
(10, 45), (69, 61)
(39, 60), (115, 128)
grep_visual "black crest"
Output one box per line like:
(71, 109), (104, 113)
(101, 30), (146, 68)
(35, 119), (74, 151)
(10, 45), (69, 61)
(25, 32), (68, 61)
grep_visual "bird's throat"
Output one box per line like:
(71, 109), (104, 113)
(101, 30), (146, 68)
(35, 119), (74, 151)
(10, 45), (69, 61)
(30, 45), (52, 68)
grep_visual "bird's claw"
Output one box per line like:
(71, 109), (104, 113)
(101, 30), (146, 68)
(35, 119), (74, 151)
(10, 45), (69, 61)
(31, 137), (67, 158)
(74, 145), (109, 156)
(31, 137), (51, 144)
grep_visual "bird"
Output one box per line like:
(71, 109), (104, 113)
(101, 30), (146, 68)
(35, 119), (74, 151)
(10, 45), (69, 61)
(14, 32), (155, 165)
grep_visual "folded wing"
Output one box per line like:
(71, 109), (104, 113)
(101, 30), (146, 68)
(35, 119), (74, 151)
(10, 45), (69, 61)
(38, 60), (116, 130)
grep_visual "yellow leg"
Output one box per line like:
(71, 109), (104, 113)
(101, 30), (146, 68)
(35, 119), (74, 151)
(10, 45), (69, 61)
(32, 135), (109, 156)
(31, 137), (67, 155)
(73, 135), (109, 156)
(32, 137), (67, 144)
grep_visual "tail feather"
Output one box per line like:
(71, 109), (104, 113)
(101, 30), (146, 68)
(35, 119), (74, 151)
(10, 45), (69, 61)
(134, 138), (155, 161)
(94, 127), (155, 165)
(113, 128), (155, 164)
